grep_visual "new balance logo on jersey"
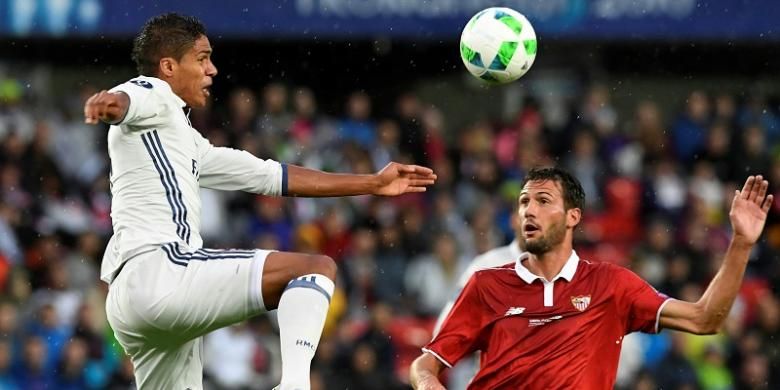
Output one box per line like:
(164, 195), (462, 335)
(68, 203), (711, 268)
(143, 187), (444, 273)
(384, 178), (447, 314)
(571, 295), (591, 312)
(504, 307), (526, 316)
(296, 339), (315, 350)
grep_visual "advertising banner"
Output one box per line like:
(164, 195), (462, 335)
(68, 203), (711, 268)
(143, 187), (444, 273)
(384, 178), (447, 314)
(1, 0), (777, 40)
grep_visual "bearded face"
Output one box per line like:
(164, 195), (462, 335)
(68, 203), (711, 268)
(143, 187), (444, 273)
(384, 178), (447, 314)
(517, 179), (576, 255)
(520, 211), (567, 255)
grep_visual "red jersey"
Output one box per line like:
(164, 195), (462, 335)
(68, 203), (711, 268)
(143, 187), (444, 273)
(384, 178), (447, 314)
(424, 251), (670, 389)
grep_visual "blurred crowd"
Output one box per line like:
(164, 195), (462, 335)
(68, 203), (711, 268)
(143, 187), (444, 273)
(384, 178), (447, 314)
(0, 67), (779, 390)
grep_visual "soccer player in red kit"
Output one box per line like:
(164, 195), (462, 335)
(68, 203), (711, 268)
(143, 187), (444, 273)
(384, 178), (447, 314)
(410, 167), (773, 390)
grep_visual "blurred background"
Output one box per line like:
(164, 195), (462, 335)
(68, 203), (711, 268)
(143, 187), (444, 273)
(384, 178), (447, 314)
(1, 0), (780, 389)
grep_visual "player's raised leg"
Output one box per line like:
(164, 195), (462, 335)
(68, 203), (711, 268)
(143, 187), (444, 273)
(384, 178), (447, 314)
(261, 252), (337, 390)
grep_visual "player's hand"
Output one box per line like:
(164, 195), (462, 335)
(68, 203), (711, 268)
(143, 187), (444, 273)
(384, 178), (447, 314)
(84, 90), (129, 124)
(730, 175), (773, 245)
(374, 162), (437, 196)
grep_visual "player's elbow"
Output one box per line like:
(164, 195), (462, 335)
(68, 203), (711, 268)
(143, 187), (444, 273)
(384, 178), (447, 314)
(682, 302), (723, 335)
(686, 322), (718, 335)
(694, 319), (722, 335)
(663, 300), (725, 335)
(692, 311), (724, 335)
(701, 327), (720, 335)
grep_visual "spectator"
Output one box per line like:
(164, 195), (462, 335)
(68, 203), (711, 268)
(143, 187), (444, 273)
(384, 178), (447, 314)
(63, 232), (101, 293)
(671, 90), (710, 162)
(256, 82), (292, 158)
(105, 356), (135, 390)
(734, 124), (772, 182)
(372, 119), (401, 171)
(699, 121), (734, 181)
(11, 336), (54, 390)
(204, 324), (259, 389)
(655, 332), (700, 390)
(338, 91), (376, 150)
(224, 87), (258, 142)
(0, 202), (21, 266)
(0, 339), (17, 390)
(374, 223), (407, 306)
(342, 226), (380, 317)
(404, 232), (466, 316)
(55, 338), (89, 390)
(564, 129), (606, 210)
(395, 92), (427, 165)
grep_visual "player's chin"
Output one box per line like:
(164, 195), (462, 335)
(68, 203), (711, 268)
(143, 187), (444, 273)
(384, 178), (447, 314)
(190, 95), (208, 108)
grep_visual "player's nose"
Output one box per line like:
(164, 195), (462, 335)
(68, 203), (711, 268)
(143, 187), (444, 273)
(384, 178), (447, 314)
(206, 61), (217, 77)
(523, 201), (538, 218)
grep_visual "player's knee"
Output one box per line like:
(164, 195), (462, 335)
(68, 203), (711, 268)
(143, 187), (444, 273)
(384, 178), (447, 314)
(310, 254), (337, 280)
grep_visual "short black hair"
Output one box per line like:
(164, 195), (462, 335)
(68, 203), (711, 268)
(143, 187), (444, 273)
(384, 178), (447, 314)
(521, 166), (585, 211)
(131, 13), (207, 76)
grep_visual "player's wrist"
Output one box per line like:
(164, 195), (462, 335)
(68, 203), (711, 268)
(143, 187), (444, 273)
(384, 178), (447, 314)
(417, 375), (444, 390)
(369, 172), (384, 195)
(730, 235), (754, 249)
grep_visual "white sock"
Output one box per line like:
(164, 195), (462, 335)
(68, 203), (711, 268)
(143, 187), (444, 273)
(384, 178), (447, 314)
(277, 274), (334, 390)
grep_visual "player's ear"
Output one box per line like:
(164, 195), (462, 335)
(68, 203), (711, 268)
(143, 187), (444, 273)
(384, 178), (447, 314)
(159, 57), (176, 78)
(566, 207), (581, 228)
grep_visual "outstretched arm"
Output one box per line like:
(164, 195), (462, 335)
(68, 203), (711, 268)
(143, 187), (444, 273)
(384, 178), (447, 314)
(84, 90), (129, 124)
(410, 353), (447, 390)
(286, 162), (436, 197)
(659, 175), (772, 334)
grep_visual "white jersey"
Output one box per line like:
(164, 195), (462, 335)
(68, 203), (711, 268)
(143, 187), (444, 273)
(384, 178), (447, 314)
(100, 76), (285, 283)
(434, 239), (523, 334)
(455, 239), (523, 289)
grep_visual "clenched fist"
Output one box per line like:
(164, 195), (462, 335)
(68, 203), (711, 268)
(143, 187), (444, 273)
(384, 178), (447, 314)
(83, 90), (129, 124)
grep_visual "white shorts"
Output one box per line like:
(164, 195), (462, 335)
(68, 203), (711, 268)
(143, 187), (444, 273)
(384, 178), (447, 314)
(105, 243), (271, 390)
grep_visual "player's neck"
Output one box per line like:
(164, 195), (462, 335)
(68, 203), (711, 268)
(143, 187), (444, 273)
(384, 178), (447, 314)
(526, 242), (574, 281)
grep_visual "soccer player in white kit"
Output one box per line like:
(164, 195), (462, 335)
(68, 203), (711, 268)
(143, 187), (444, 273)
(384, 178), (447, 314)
(83, 13), (437, 390)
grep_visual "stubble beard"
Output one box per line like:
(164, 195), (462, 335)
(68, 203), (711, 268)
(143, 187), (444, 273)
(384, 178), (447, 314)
(521, 218), (567, 255)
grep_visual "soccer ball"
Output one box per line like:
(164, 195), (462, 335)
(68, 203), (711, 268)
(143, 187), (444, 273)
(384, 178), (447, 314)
(459, 7), (537, 84)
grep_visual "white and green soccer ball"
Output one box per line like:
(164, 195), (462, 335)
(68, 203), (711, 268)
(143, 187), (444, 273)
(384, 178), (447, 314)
(459, 7), (537, 84)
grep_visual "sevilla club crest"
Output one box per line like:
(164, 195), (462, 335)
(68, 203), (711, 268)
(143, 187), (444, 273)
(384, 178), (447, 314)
(571, 295), (591, 312)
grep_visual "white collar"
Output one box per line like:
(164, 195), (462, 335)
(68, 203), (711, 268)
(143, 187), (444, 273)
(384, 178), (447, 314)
(514, 250), (579, 284)
(173, 92), (187, 108)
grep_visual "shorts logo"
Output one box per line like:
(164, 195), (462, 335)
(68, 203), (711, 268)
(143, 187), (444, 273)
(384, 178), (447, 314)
(571, 295), (591, 312)
(504, 307), (526, 316)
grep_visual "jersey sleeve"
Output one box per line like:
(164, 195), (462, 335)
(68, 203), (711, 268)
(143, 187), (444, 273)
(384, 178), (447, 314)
(195, 130), (286, 195)
(615, 266), (671, 334)
(108, 78), (168, 128)
(423, 274), (487, 367)
(433, 253), (494, 336)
